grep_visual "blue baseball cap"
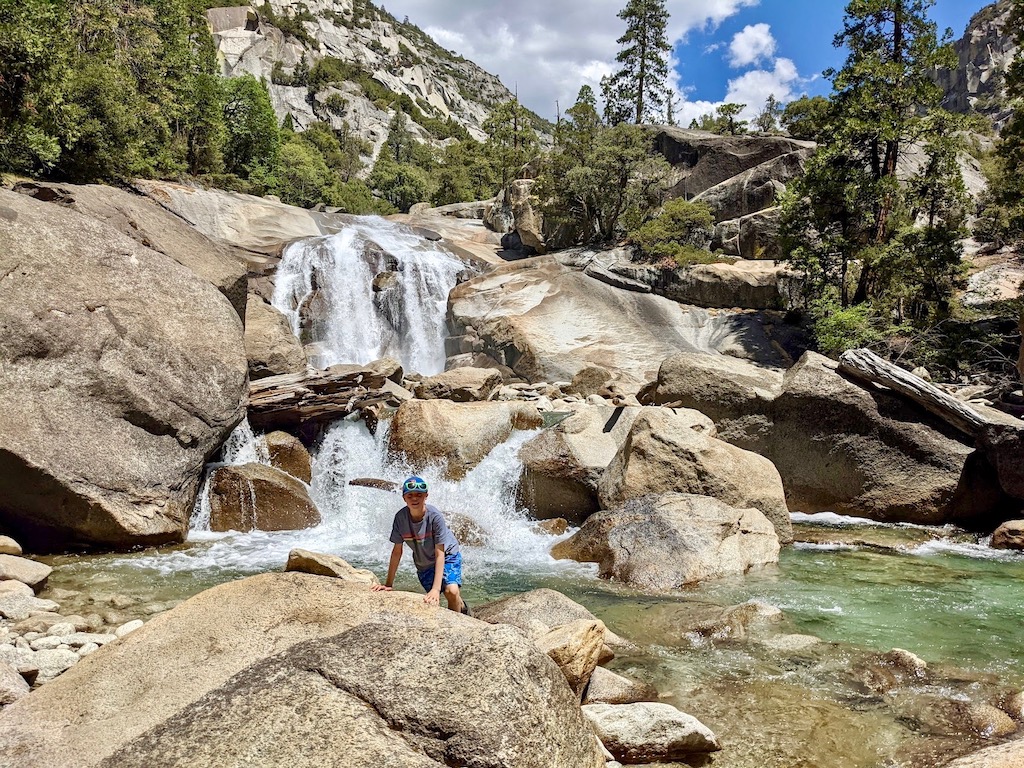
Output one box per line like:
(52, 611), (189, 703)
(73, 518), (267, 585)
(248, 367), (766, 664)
(401, 476), (428, 494)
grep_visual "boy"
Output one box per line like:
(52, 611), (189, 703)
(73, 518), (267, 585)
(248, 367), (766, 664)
(371, 476), (470, 615)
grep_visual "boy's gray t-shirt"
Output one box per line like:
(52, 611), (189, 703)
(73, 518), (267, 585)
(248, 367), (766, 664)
(390, 503), (461, 572)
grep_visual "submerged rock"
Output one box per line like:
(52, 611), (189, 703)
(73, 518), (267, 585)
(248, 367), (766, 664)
(0, 573), (604, 768)
(552, 493), (780, 589)
(0, 189), (247, 551)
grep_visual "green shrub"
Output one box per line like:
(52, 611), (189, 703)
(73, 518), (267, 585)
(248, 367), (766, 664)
(628, 198), (716, 265)
(809, 299), (886, 356)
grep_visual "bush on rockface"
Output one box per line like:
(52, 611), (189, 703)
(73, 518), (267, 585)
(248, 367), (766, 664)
(628, 198), (718, 267)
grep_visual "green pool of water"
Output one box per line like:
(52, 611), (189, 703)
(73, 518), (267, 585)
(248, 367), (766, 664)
(38, 525), (1024, 768)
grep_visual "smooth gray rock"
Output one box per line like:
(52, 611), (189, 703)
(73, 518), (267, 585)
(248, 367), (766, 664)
(32, 648), (81, 683)
(582, 702), (721, 761)
(415, 367), (502, 402)
(208, 464), (321, 533)
(0, 555), (51, 591)
(583, 667), (658, 706)
(284, 549), (378, 584)
(552, 493), (780, 590)
(0, 189), (247, 550)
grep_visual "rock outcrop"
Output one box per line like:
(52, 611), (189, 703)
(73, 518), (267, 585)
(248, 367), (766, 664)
(414, 367), (502, 402)
(551, 493), (780, 589)
(0, 189), (247, 551)
(0, 573), (603, 768)
(656, 351), (1010, 525)
(208, 0), (518, 157)
(448, 255), (790, 389)
(935, 1), (1019, 128)
(13, 181), (248, 320)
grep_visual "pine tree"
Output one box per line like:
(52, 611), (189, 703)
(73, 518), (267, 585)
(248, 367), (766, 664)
(482, 98), (538, 203)
(604, 0), (672, 124)
(780, 0), (964, 344)
(754, 94), (781, 133)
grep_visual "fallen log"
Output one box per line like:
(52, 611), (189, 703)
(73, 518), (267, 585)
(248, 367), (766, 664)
(349, 477), (400, 492)
(248, 366), (390, 430)
(837, 348), (990, 438)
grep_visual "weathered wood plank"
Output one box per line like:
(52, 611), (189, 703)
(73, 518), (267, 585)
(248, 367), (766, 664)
(838, 348), (990, 438)
(248, 366), (390, 430)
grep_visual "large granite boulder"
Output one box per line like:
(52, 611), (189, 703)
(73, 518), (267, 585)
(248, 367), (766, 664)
(651, 127), (815, 200)
(945, 740), (1024, 768)
(692, 150), (810, 222)
(132, 180), (337, 254)
(13, 181), (248, 320)
(388, 400), (543, 479)
(0, 189), (247, 551)
(517, 406), (645, 522)
(208, 463), (320, 532)
(597, 408), (792, 542)
(644, 352), (784, 421)
(0, 573), (604, 768)
(551, 493), (780, 589)
(448, 255), (788, 389)
(715, 352), (1009, 524)
(244, 296), (307, 380)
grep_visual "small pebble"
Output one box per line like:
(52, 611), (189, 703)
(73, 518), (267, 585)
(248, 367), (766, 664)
(77, 642), (100, 657)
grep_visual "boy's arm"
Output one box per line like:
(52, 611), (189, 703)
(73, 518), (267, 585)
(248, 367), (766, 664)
(372, 543), (403, 591)
(424, 544), (445, 605)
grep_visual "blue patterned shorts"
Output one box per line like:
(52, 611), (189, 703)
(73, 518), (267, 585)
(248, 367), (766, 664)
(417, 551), (463, 591)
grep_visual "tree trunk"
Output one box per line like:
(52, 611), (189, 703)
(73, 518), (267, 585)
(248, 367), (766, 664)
(838, 348), (991, 438)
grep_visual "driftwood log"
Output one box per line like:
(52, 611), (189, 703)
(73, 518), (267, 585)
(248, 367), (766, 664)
(248, 367), (391, 430)
(837, 348), (990, 438)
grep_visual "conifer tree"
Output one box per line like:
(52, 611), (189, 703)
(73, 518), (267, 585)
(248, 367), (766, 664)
(604, 0), (672, 124)
(780, 0), (964, 343)
(483, 98), (538, 203)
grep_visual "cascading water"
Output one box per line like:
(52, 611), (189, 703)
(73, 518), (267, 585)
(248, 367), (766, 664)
(190, 418), (270, 533)
(271, 217), (464, 375)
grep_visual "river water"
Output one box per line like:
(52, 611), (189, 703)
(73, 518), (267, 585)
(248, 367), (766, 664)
(38, 223), (1024, 766)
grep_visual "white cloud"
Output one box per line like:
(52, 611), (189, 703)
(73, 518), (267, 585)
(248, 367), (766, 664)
(671, 57), (803, 126)
(381, 0), (760, 120)
(728, 23), (776, 68)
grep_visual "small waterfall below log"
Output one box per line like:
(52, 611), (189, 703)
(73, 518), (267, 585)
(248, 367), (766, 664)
(271, 218), (464, 376)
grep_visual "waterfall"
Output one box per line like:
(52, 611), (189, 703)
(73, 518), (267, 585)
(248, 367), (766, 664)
(271, 217), (464, 376)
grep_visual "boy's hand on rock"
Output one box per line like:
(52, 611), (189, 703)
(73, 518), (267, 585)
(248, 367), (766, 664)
(371, 584), (393, 592)
(424, 590), (440, 606)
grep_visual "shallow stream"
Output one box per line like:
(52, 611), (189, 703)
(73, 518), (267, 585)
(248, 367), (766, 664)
(39, 421), (1024, 768)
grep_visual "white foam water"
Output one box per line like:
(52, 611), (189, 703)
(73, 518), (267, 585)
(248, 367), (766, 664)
(271, 218), (464, 375)
(132, 420), (585, 582)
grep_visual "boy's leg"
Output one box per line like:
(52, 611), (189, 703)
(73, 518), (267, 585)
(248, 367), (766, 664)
(443, 582), (464, 611)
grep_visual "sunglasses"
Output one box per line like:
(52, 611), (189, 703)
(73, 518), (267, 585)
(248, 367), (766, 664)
(402, 480), (428, 493)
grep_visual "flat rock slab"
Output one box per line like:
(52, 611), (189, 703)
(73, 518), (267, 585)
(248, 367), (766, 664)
(284, 549), (378, 583)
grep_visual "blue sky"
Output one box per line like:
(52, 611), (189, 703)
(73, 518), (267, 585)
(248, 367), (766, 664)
(678, 0), (977, 107)
(382, 0), (984, 123)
